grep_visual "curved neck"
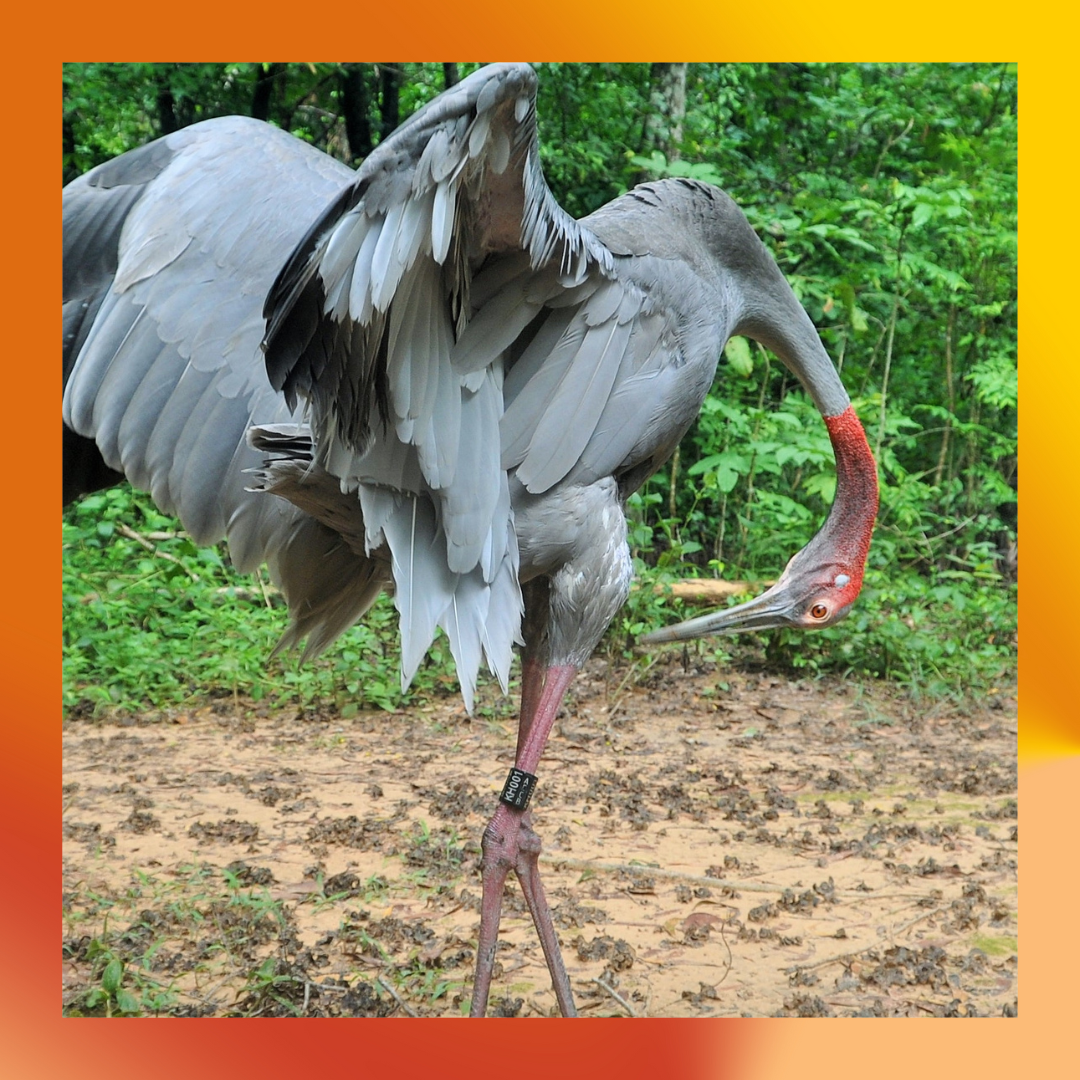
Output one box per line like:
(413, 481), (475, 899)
(823, 406), (879, 594)
(734, 263), (878, 585)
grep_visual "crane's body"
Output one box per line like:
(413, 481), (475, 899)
(63, 64), (878, 1016)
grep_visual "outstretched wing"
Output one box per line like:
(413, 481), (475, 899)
(261, 63), (630, 703)
(63, 117), (388, 657)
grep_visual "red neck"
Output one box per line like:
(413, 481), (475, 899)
(823, 406), (879, 597)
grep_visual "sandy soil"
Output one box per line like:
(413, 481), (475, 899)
(62, 654), (1017, 1017)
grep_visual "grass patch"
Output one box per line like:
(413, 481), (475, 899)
(970, 935), (1018, 957)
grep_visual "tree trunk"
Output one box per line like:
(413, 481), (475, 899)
(647, 579), (771, 604)
(378, 63), (402, 143)
(933, 304), (957, 487)
(251, 63), (285, 123)
(156, 73), (178, 135)
(62, 108), (77, 184)
(643, 63), (688, 162)
(443, 63), (460, 89)
(341, 63), (374, 162)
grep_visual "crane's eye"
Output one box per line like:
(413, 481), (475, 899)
(810, 603), (829, 620)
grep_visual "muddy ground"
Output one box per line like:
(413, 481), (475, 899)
(62, 654), (1017, 1017)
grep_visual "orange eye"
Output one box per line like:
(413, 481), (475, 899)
(810, 604), (828, 620)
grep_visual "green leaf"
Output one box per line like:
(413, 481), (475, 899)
(116, 989), (141, 1014)
(715, 464), (740, 494)
(102, 958), (123, 994)
(724, 335), (754, 377)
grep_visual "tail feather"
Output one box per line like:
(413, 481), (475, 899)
(249, 422), (521, 710)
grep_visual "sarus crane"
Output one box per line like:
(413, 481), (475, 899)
(63, 63), (879, 1016)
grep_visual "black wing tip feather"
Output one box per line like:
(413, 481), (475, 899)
(63, 424), (124, 506)
(262, 181), (364, 399)
(263, 182), (360, 322)
(263, 275), (324, 398)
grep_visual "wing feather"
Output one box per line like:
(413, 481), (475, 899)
(500, 310), (584, 469)
(369, 202), (406, 312)
(63, 116), (390, 652)
(515, 318), (633, 493)
(347, 223), (381, 324)
(319, 208), (366, 306)
(450, 278), (540, 375)
(430, 180), (456, 265)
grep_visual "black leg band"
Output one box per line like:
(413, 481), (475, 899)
(500, 767), (537, 810)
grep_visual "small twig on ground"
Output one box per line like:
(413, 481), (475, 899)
(893, 906), (947, 938)
(782, 906), (946, 975)
(116, 523), (199, 581)
(254, 566), (274, 609)
(377, 975), (418, 1017)
(539, 854), (925, 901)
(606, 655), (660, 720)
(591, 976), (637, 1017)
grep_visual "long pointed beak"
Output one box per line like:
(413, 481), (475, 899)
(640, 582), (796, 644)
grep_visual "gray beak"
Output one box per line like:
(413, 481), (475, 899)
(640, 582), (796, 643)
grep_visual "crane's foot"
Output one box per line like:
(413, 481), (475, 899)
(514, 816), (577, 1016)
(469, 802), (577, 1017)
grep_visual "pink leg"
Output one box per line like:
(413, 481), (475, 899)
(469, 664), (578, 1017)
(514, 812), (577, 1016)
(515, 579), (549, 761)
(471, 806), (510, 1017)
(515, 645), (547, 759)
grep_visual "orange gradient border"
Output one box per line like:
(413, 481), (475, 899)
(7, 11), (1066, 1078)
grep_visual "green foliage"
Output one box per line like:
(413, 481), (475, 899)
(533, 63), (654, 216)
(63, 486), (457, 715)
(65, 921), (178, 1017)
(63, 63), (487, 180)
(62, 63), (1016, 712)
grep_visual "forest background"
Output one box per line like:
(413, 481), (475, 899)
(61, 62), (1018, 716)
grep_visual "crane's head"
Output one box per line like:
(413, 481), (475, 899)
(641, 406), (878, 645)
(640, 546), (864, 643)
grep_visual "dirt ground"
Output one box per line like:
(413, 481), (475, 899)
(62, 653), (1018, 1018)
